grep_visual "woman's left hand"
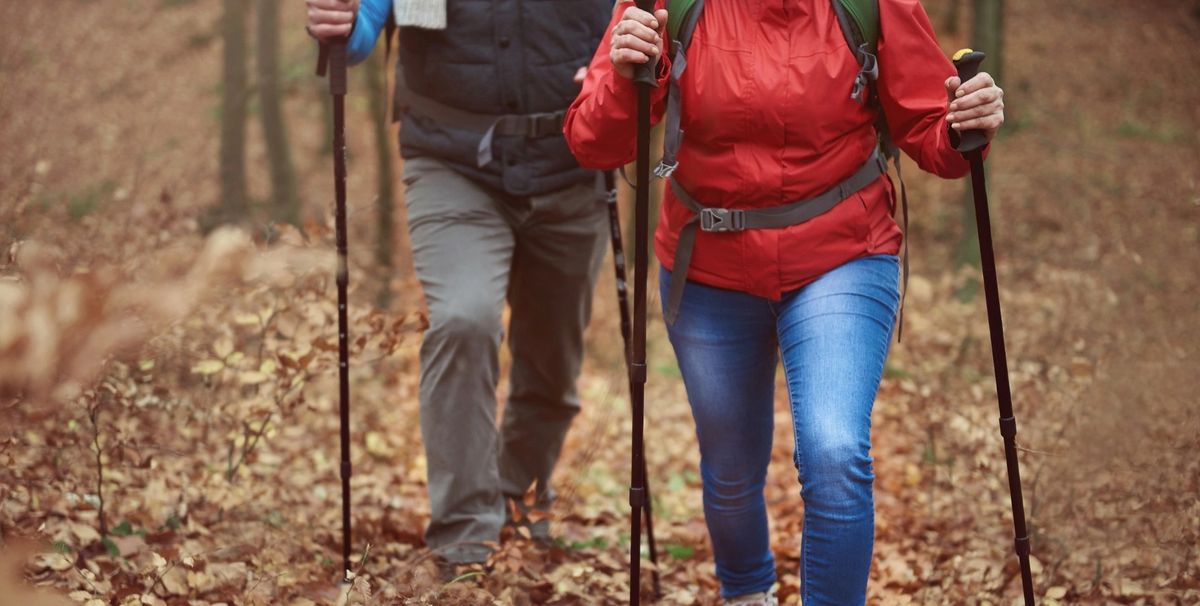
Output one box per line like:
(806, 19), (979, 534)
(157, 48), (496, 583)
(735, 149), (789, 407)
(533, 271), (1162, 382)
(945, 72), (1004, 142)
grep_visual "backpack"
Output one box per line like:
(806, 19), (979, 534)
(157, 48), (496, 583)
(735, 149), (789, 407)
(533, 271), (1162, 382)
(659, 0), (911, 338)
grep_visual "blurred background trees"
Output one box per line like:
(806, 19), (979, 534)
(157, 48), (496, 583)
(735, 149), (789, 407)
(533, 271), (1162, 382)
(256, 0), (300, 227)
(214, 0), (249, 228)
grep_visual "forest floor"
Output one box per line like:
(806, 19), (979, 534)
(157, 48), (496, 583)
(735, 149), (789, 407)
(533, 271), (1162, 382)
(1, 1), (1199, 605)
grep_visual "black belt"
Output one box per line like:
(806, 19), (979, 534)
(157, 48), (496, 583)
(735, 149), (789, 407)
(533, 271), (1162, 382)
(664, 150), (887, 324)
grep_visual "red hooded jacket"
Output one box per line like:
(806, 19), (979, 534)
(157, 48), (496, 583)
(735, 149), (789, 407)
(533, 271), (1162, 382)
(565, 0), (977, 300)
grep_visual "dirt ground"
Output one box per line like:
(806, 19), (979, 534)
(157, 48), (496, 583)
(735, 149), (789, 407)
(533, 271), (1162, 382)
(1, 1), (1198, 604)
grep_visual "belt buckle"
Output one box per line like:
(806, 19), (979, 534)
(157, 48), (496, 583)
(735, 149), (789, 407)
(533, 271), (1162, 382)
(700, 208), (744, 232)
(528, 113), (561, 137)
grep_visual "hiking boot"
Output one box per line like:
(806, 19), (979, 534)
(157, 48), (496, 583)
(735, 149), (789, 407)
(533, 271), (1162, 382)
(435, 558), (492, 584)
(723, 589), (779, 606)
(504, 497), (554, 546)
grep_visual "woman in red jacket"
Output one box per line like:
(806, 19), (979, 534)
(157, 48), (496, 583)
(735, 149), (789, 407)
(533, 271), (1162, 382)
(566, 1), (1003, 604)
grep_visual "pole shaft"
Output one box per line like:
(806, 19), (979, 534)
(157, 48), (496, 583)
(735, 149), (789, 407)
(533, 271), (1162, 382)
(629, 81), (650, 606)
(605, 175), (661, 597)
(326, 39), (353, 583)
(967, 150), (1035, 604)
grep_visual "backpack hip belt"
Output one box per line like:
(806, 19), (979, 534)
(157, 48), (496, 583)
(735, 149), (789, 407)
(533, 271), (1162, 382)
(663, 149), (887, 324)
(393, 65), (565, 168)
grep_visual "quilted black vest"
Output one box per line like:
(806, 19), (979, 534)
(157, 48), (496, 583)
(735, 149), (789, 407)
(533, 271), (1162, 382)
(396, 0), (611, 196)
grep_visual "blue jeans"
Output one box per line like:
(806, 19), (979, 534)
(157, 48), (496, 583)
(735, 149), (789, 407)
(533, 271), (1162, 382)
(660, 254), (900, 604)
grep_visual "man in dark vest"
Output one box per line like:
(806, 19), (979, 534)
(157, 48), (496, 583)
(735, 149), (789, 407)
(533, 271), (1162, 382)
(306, 0), (613, 567)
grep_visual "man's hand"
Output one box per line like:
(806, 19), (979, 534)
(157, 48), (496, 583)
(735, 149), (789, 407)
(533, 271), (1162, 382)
(306, 0), (359, 41)
(610, 5), (668, 80)
(945, 72), (1005, 143)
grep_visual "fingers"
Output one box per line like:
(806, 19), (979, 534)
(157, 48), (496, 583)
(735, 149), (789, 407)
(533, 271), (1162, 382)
(609, 6), (667, 77)
(944, 76), (961, 99)
(950, 112), (1003, 132)
(613, 32), (661, 58)
(308, 7), (355, 25)
(612, 47), (655, 66)
(953, 71), (995, 98)
(620, 5), (663, 31)
(574, 66), (588, 85)
(613, 9), (663, 48)
(653, 8), (669, 32)
(309, 22), (353, 38)
(947, 98), (1002, 124)
(945, 71), (1004, 135)
(307, 0), (357, 11)
(306, 0), (357, 39)
(949, 84), (1002, 113)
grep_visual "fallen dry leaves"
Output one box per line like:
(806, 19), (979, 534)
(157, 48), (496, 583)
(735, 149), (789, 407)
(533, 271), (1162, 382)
(2, 0), (1198, 604)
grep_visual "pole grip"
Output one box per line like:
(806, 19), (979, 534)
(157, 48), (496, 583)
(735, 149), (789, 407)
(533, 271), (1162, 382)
(328, 39), (349, 96)
(951, 49), (988, 153)
(632, 0), (660, 87)
(316, 43), (330, 77)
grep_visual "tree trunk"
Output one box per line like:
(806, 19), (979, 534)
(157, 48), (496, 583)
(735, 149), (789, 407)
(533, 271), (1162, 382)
(954, 0), (1004, 299)
(213, 0), (250, 228)
(366, 48), (396, 308)
(257, 0), (300, 226)
(943, 0), (963, 36)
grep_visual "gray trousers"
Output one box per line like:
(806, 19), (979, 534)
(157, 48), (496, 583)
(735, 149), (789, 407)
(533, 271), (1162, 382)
(402, 157), (608, 563)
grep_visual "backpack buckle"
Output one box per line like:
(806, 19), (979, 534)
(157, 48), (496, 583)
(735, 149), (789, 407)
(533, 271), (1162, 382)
(525, 113), (563, 137)
(654, 160), (679, 179)
(850, 45), (879, 103)
(699, 208), (745, 232)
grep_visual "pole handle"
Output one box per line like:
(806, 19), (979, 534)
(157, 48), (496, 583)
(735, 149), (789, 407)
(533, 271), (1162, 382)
(632, 0), (660, 88)
(951, 48), (988, 153)
(328, 39), (349, 96)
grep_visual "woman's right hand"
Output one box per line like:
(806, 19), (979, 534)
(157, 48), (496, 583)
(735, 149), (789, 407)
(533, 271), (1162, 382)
(610, 5), (668, 80)
(306, 0), (359, 41)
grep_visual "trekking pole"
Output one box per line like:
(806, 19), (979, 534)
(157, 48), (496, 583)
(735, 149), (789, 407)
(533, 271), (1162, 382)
(316, 35), (354, 587)
(603, 171), (662, 598)
(952, 49), (1036, 606)
(628, 2), (657, 601)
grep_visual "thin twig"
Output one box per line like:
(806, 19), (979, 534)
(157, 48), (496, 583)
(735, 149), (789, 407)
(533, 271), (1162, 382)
(87, 395), (108, 537)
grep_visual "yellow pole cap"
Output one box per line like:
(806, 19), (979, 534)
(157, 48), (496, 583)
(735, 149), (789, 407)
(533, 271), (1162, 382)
(952, 48), (975, 62)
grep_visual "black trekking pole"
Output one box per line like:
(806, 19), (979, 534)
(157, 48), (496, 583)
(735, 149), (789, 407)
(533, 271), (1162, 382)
(628, 2), (657, 601)
(952, 49), (1036, 605)
(603, 172), (662, 598)
(316, 36), (354, 588)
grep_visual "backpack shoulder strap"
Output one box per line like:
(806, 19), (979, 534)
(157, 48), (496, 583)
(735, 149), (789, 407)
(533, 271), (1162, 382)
(655, 0), (704, 179)
(833, 0), (880, 54)
(667, 0), (703, 50)
(832, 0), (911, 342)
(832, 0), (880, 102)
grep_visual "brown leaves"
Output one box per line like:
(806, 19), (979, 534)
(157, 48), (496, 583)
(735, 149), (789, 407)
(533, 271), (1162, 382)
(0, 229), (331, 405)
(0, 541), (72, 606)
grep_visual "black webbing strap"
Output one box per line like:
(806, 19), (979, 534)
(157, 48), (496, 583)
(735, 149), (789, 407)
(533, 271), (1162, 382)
(392, 65), (566, 167)
(664, 150), (887, 324)
(884, 138), (910, 342)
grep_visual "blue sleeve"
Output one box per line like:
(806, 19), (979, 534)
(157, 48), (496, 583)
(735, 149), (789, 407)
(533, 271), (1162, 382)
(347, 0), (391, 66)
